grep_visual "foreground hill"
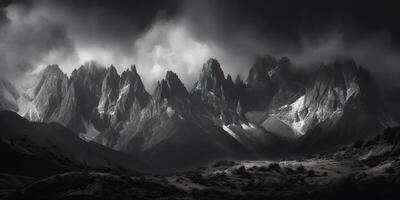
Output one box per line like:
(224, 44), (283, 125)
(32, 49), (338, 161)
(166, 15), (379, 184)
(0, 111), (151, 175)
(1, 126), (400, 200)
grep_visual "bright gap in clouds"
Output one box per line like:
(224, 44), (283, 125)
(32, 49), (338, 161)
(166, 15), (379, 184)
(133, 20), (212, 90)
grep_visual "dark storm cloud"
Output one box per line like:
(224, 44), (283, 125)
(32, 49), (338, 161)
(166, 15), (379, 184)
(177, 0), (400, 87)
(0, 1), (10, 24)
(38, 0), (182, 53)
(1, 0), (400, 88)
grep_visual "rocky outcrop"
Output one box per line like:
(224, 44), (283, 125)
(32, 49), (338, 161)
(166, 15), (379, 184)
(271, 59), (361, 134)
(266, 58), (385, 152)
(70, 61), (106, 121)
(95, 65), (150, 131)
(192, 58), (240, 124)
(97, 65), (120, 118)
(25, 65), (69, 122)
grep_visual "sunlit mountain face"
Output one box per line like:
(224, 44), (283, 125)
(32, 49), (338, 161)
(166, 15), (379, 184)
(1, 0), (400, 199)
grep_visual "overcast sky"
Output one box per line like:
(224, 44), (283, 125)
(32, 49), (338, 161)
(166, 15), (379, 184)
(1, 0), (400, 90)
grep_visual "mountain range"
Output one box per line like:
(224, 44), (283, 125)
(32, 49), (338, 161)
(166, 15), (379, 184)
(0, 55), (397, 171)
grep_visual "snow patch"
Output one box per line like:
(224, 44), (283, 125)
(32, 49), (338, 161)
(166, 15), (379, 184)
(292, 119), (306, 135)
(222, 124), (240, 141)
(241, 123), (256, 130)
(291, 95), (305, 111)
(274, 95), (307, 135)
(117, 84), (130, 102)
(166, 106), (175, 118)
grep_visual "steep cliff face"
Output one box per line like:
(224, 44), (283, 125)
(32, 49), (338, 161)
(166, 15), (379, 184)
(21, 63), (106, 133)
(94, 65), (150, 132)
(49, 82), (79, 129)
(191, 58), (241, 124)
(25, 65), (69, 122)
(97, 65), (120, 119)
(70, 62), (106, 122)
(119, 71), (191, 150)
(112, 65), (150, 126)
(270, 59), (361, 134)
(263, 58), (385, 152)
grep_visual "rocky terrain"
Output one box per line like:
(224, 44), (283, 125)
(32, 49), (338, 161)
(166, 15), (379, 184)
(1, 124), (399, 200)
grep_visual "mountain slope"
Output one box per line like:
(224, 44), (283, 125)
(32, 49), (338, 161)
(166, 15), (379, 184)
(0, 111), (151, 173)
(267, 59), (385, 153)
(116, 71), (254, 171)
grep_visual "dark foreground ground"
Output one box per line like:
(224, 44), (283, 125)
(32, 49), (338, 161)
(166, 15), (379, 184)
(1, 127), (400, 200)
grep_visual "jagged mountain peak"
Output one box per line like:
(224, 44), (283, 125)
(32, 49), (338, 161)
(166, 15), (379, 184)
(195, 58), (227, 95)
(43, 64), (64, 75)
(29, 64), (69, 122)
(105, 65), (119, 79)
(251, 55), (278, 73)
(202, 58), (225, 81)
(153, 71), (189, 108)
(130, 65), (137, 74)
(248, 57), (275, 82)
(35, 65), (67, 94)
(108, 64), (117, 71)
(70, 62), (107, 90)
(313, 58), (361, 93)
(120, 65), (143, 87)
(71, 61), (107, 84)
(226, 74), (233, 83)
(235, 75), (244, 86)
(245, 56), (275, 110)
(164, 71), (188, 96)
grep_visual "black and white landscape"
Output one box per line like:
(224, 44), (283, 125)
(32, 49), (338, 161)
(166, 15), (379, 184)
(1, 0), (400, 199)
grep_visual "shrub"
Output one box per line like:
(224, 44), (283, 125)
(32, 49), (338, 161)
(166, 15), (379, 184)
(234, 166), (251, 178)
(268, 163), (280, 171)
(297, 165), (305, 172)
(308, 169), (315, 177)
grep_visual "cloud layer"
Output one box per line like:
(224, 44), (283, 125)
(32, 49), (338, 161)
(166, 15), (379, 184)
(1, 0), (400, 90)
